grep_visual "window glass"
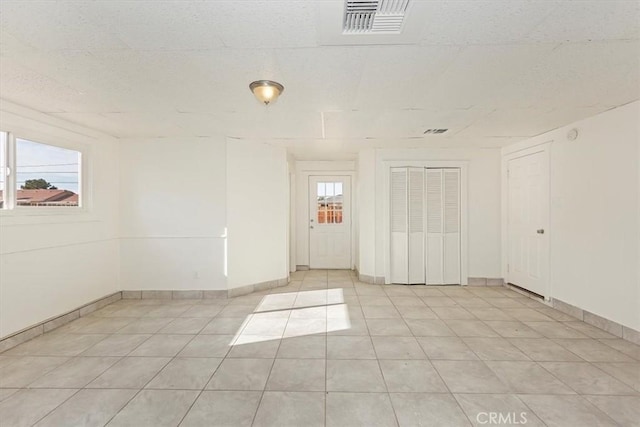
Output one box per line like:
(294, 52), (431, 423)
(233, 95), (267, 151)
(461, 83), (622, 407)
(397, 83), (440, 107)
(316, 181), (344, 224)
(16, 138), (81, 207)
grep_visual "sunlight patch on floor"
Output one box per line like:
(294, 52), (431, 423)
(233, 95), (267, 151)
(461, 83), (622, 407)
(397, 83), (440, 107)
(229, 289), (350, 345)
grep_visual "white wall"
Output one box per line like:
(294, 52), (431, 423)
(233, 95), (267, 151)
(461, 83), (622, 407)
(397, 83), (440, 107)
(226, 139), (289, 289)
(119, 137), (227, 291)
(357, 151), (376, 276)
(504, 101), (640, 330)
(358, 148), (502, 280)
(288, 154), (296, 273)
(0, 102), (120, 338)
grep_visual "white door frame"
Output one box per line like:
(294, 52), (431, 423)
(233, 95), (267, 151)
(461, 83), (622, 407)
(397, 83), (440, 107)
(383, 160), (469, 285)
(306, 173), (356, 270)
(501, 142), (551, 300)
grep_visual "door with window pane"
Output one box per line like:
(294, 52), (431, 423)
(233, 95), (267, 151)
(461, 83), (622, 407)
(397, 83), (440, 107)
(309, 176), (351, 269)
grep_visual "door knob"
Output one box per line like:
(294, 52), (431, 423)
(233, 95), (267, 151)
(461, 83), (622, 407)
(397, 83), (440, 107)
(310, 226), (314, 229)
(537, 229), (545, 234)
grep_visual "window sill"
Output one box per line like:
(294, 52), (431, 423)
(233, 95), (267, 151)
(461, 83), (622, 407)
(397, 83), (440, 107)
(0, 208), (97, 226)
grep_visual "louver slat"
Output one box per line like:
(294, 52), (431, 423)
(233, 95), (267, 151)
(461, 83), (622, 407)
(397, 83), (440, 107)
(408, 169), (424, 233)
(426, 170), (443, 234)
(391, 169), (407, 233)
(444, 170), (459, 233)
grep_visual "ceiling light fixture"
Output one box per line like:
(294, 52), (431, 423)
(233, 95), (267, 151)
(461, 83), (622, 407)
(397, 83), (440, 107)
(249, 80), (284, 105)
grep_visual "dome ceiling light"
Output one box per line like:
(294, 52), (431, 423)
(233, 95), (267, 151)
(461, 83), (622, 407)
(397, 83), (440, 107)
(249, 80), (285, 105)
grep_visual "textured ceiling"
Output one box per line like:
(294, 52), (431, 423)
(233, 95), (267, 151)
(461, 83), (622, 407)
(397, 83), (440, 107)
(0, 0), (639, 159)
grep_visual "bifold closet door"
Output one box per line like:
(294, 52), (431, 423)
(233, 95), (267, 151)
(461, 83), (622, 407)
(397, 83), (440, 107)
(391, 167), (425, 284)
(425, 168), (461, 285)
(390, 168), (408, 284)
(391, 167), (460, 285)
(408, 168), (425, 284)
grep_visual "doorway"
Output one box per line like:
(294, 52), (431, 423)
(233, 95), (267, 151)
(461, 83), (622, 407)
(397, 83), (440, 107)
(309, 176), (351, 269)
(506, 150), (549, 296)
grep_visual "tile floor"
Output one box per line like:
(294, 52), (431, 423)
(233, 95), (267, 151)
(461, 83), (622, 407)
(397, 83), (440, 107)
(0, 270), (638, 426)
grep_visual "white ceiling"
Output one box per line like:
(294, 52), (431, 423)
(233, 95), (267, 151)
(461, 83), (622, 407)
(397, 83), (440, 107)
(0, 0), (638, 159)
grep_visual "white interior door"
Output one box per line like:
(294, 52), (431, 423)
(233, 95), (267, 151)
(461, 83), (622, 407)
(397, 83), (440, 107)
(390, 167), (461, 285)
(425, 169), (444, 284)
(425, 168), (461, 285)
(408, 168), (426, 284)
(309, 176), (351, 269)
(390, 168), (409, 283)
(507, 151), (549, 296)
(442, 169), (461, 284)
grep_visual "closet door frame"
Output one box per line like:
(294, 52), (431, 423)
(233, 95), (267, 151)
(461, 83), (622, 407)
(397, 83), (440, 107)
(382, 160), (469, 285)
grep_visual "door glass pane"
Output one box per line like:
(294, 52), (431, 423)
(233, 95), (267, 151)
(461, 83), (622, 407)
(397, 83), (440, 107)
(326, 182), (334, 197)
(317, 198), (326, 224)
(317, 182), (325, 223)
(335, 206), (343, 224)
(316, 181), (346, 225)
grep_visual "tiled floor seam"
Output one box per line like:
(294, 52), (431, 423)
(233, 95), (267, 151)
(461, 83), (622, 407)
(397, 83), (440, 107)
(175, 353), (227, 426)
(248, 303), (292, 427)
(100, 334), (195, 426)
(28, 388), (85, 426)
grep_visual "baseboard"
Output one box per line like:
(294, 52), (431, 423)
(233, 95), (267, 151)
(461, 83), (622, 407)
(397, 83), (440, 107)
(227, 277), (289, 298)
(122, 290), (227, 300)
(296, 265), (310, 271)
(551, 297), (640, 345)
(0, 276), (291, 354)
(358, 273), (385, 285)
(359, 275), (504, 287)
(123, 277), (290, 300)
(468, 277), (505, 287)
(0, 291), (122, 353)
(500, 282), (640, 346)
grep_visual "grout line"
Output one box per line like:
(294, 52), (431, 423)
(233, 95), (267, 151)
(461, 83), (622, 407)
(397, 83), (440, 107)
(100, 338), (191, 425)
(28, 387), (84, 426)
(248, 302), (292, 427)
(175, 357), (227, 426)
(3, 275), (639, 426)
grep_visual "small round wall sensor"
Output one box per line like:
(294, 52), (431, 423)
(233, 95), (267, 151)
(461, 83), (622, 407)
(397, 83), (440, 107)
(567, 128), (579, 141)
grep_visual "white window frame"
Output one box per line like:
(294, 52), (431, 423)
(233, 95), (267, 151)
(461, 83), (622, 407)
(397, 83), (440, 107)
(0, 130), (90, 216)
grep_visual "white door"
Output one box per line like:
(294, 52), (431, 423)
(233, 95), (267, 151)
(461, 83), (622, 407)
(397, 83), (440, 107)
(426, 168), (461, 285)
(309, 176), (351, 269)
(390, 168), (409, 283)
(507, 151), (549, 296)
(408, 168), (426, 284)
(390, 167), (461, 285)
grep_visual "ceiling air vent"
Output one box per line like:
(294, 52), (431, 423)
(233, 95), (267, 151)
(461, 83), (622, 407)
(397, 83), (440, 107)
(343, 0), (410, 34)
(423, 129), (448, 135)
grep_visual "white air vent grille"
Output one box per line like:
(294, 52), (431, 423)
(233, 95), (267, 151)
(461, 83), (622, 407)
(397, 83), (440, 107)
(344, 0), (410, 34)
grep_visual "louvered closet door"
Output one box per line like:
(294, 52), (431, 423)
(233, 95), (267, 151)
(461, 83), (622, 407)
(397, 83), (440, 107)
(425, 168), (461, 285)
(425, 169), (444, 284)
(390, 168), (408, 284)
(442, 169), (461, 284)
(408, 168), (425, 284)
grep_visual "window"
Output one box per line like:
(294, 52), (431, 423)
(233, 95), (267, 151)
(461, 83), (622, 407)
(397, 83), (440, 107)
(0, 132), (83, 210)
(317, 181), (343, 224)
